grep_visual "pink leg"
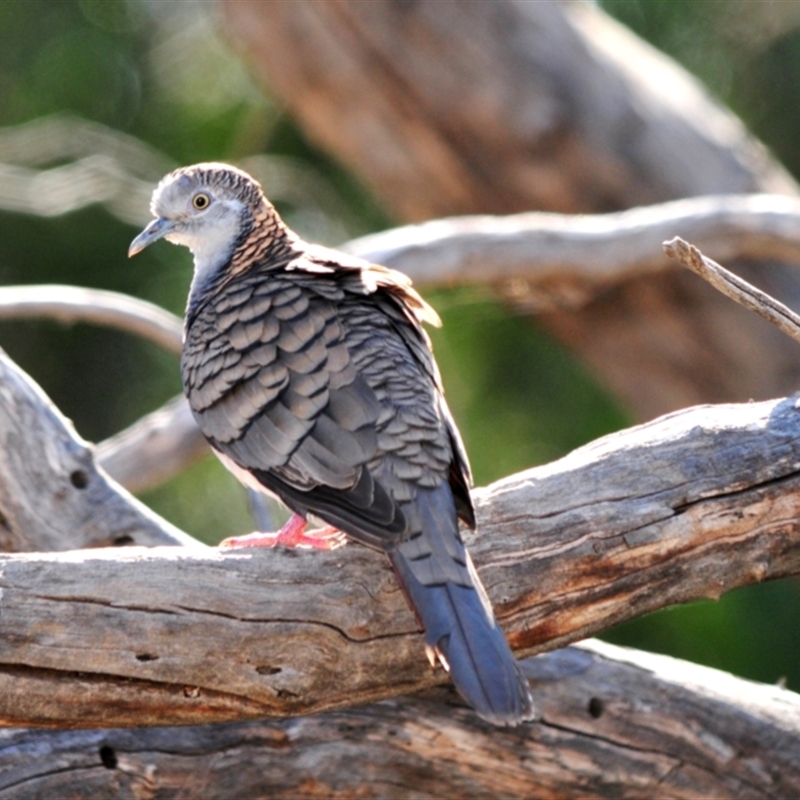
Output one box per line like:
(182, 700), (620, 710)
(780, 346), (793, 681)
(219, 513), (347, 551)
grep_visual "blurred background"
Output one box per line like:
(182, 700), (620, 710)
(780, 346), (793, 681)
(1, 0), (799, 691)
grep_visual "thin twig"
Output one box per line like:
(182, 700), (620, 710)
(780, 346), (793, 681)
(663, 235), (800, 347)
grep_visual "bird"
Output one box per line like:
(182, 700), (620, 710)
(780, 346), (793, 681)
(129, 162), (534, 725)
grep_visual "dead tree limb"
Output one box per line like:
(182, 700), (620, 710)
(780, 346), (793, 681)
(94, 394), (207, 495)
(3, 374), (800, 726)
(0, 284), (183, 354)
(1, 348), (799, 793)
(664, 235), (800, 345)
(346, 193), (800, 311)
(2, 641), (798, 799)
(0, 348), (202, 551)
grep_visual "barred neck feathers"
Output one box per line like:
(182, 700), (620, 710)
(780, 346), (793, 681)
(226, 199), (298, 278)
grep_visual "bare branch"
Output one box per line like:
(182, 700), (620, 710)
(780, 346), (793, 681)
(664, 235), (800, 346)
(2, 392), (800, 725)
(0, 349), (203, 551)
(348, 194), (800, 311)
(0, 284), (183, 355)
(2, 641), (798, 799)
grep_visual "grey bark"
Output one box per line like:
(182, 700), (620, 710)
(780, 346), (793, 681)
(0, 349), (201, 552)
(2, 641), (798, 800)
(3, 357), (800, 727)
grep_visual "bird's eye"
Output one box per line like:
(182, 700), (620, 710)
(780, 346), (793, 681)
(192, 192), (211, 210)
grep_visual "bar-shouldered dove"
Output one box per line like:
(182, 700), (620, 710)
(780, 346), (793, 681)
(129, 163), (534, 725)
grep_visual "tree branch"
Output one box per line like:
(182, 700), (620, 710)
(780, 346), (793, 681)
(94, 393), (207, 495)
(3, 378), (800, 725)
(347, 193), (800, 311)
(664, 234), (800, 346)
(0, 349), (202, 551)
(2, 641), (797, 799)
(0, 284), (183, 354)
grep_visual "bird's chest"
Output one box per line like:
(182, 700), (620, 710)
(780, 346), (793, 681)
(181, 278), (445, 469)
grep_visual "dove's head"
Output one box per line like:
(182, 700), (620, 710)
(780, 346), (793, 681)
(128, 163), (281, 283)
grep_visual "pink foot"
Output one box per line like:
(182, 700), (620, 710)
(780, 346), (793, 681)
(219, 513), (347, 551)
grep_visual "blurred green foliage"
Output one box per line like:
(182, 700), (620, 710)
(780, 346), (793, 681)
(0, 0), (798, 691)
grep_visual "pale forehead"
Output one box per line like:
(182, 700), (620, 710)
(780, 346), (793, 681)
(150, 163), (262, 212)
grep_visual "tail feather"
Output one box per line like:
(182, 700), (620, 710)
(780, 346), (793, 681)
(390, 488), (534, 726)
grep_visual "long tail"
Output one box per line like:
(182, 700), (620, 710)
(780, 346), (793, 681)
(389, 487), (534, 725)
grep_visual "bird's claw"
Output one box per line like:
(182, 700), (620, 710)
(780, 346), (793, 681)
(219, 513), (347, 551)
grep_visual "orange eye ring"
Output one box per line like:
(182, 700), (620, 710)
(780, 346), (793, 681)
(192, 192), (211, 210)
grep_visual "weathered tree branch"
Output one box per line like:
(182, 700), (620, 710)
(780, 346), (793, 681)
(347, 193), (800, 311)
(0, 349), (201, 551)
(2, 641), (798, 799)
(3, 345), (800, 797)
(94, 394), (207, 495)
(0, 284), (183, 354)
(12, 194), (800, 336)
(665, 234), (800, 346)
(3, 360), (800, 726)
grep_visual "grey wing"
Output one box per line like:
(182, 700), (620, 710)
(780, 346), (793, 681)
(182, 276), (405, 546)
(366, 287), (475, 529)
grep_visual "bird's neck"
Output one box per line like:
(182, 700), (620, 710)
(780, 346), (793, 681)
(185, 217), (299, 327)
(227, 219), (298, 278)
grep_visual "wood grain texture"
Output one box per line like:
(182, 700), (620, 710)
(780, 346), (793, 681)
(220, 0), (800, 420)
(2, 642), (798, 799)
(0, 349), (202, 552)
(3, 394), (800, 727)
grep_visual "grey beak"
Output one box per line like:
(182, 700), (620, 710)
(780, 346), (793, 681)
(128, 217), (175, 257)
